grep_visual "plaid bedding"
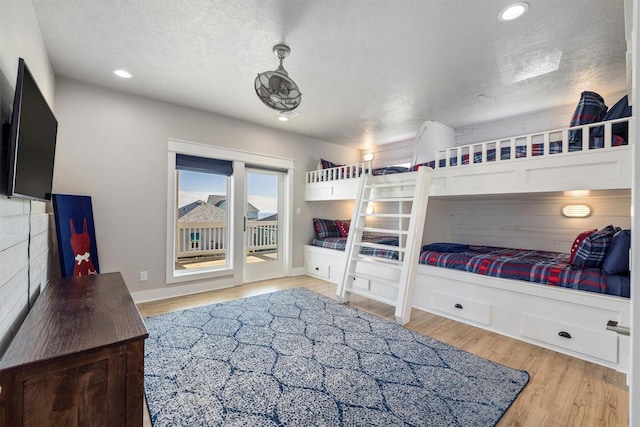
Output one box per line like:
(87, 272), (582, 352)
(419, 245), (629, 297)
(312, 235), (399, 260)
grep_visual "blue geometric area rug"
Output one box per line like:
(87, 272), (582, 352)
(144, 288), (529, 426)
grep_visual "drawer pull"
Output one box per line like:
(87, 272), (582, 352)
(558, 331), (572, 339)
(315, 267), (319, 271)
(454, 303), (463, 309)
(606, 320), (630, 336)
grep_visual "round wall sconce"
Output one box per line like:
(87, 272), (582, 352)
(363, 153), (375, 162)
(562, 204), (591, 218)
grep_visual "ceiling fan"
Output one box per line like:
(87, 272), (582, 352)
(254, 44), (302, 113)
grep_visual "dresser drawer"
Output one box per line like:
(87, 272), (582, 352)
(521, 313), (618, 363)
(306, 262), (330, 279)
(432, 291), (491, 325)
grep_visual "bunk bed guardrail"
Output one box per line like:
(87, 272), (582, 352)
(305, 118), (632, 185)
(432, 117), (632, 169)
(306, 161), (373, 184)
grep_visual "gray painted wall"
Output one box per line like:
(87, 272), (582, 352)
(52, 77), (358, 297)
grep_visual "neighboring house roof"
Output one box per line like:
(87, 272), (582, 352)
(178, 200), (204, 218)
(206, 195), (259, 213)
(207, 195), (226, 207)
(259, 214), (278, 221)
(178, 203), (227, 223)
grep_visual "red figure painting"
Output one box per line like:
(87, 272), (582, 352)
(53, 194), (100, 278)
(69, 218), (98, 276)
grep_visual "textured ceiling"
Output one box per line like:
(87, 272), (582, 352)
(31, 0), (628, 149)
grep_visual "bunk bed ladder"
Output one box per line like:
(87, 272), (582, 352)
(337, 167), (432, 325)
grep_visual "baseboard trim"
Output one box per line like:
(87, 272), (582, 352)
(131, 279), (235, 304)
(288, 267), (306, 277)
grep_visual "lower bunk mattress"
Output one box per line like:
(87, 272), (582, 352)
(419, 245), (629, 297)
(311, 235), (399, 260)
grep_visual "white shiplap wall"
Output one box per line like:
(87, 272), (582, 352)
(1, 0), (56, 357)
(0, 198), (50, 355)
(365, 191), (630, 255)
(361, 138), (414, 169)
(447, 191), (631, 253)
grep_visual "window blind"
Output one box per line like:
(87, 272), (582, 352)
(176, 154), (233, 176)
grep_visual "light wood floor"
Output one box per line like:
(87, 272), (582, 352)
(137, 275), (629, 427)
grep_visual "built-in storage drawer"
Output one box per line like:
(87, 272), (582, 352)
(304, 245), (345, 284)
(353, 277), (370, 290)
(432, 291), (491, 326)
(306, 261), (330, 279)
(521, 313), (618, 363)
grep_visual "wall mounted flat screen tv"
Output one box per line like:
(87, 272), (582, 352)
(5, 58), (58, 202)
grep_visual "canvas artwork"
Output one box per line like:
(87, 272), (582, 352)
(52, 194), (100, 277)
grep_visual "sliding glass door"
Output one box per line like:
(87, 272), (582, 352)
(243, 167), (284, 282)
(167, 140), (293, 285)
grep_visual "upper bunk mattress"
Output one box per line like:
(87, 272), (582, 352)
(419, 245), (629, 297)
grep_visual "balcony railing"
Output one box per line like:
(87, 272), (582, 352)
(246, 220), (277, 253)
(176, 220), (277, 259)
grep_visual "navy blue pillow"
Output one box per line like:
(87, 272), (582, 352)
(591, 95), (632, 141)
(601, 229), (631, 275)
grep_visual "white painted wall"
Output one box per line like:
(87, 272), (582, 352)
(360, 138), (414, 169)
(52, 78), (358, 296)
(0, 0), (54, 355)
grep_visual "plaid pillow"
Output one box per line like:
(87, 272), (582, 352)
(569, 229), (597, 264)
(572, 225), (620, 268)
(320, 159), (342, 169)
(568, 91), (607, 144)
(335, 220), (350, 237)
(313, 218), (340, 239)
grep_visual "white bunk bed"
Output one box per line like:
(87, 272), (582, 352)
(304, 118), (633, 374)
(306, 118), (633, 200)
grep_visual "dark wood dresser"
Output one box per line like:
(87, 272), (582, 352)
(0, 272), (148, 426)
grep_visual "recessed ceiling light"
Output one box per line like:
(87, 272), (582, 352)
(113, 69), (133, 79)
(498, 2), (529, 21)
(278, 110), (300, 121)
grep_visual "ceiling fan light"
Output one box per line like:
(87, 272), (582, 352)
(113, 69), (133, 79)
(255, 44), (302, 112)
